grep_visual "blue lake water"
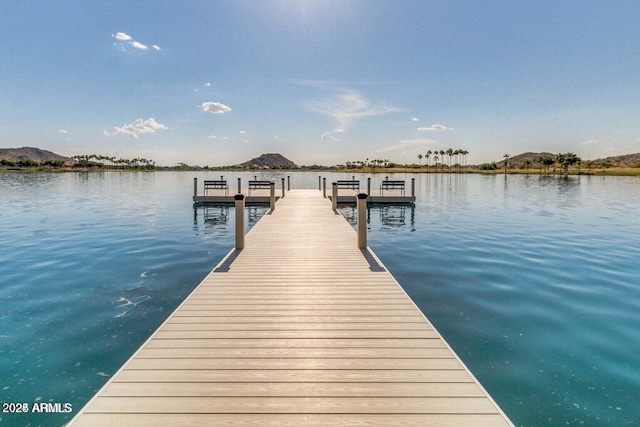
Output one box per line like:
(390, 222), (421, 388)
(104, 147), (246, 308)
(1, 171), (639, 426)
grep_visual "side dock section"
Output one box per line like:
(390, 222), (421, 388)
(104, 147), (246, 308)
(70, 189), (512, 426)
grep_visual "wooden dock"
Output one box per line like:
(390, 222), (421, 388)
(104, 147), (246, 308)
(69, 189), (512, 426)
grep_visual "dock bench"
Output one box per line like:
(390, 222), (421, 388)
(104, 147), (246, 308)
(248, 180), (273, 195)
(335, 180), (360, 191)
(380, 180), (405, 196)
(204, 180), (229, 196)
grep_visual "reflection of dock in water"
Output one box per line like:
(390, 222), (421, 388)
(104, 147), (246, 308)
(340, 204), (416, 231)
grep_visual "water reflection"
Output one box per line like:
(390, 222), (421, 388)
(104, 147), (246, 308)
(339, 204), (416, 232)
(192, 204), (268, 235)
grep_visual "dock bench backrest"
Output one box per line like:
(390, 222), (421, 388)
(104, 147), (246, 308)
(335, 180), (360, 190)
(248, 180), (273, 195)
(204, 180), (229, 195)
(380, 180), (405, 195)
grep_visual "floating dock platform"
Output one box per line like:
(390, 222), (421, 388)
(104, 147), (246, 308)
(70, 189), (511, 426)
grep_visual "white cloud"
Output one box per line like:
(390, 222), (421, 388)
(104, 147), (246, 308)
(113, 32), (132, 41)
(321, 132), (340, 141)
(58, 129), (68, 134)
(417, 124), (449, 132)
(130, 41), (148, 50)
(581, 139), (607, 145)
(112, 118), (169, 139)
(208, 135), (217, 140)
(335, 128), (346, 133)
(375, 138), (437, 153)
(200, 101), (232, 114)
(305, 89), (403, 128)
(103, 130), (111, 136)
(204, 82), (211, 87)
(240, 130), (247, 134)
(412, 117), (419, 122)
(112, 32), (160, 52)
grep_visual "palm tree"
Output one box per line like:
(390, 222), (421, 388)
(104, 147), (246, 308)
(503, 153), (510, 174)
(418, 154), (423, 166)
(433, 154), (440, 172)
(523, 157), (532, 173)
(425, 150), (432, 171)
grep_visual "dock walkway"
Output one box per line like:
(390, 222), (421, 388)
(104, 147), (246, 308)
(70, 189), (512, 426)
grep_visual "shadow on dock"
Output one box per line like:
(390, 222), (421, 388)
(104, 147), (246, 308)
(213, 249), (242, 273)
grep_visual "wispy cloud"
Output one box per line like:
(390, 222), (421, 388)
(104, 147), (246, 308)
(58, 129), (68, 134)
(334, 128), (346, 133)
(411, 117), (419, 122)
(200, 101), (232, 114)
(375, 138), (437, 154)
(321, 132), (340, 141)
(110, 118), (169, 139)
(112, 32), (160, 52)
(417, 124), (450, 132)
(581, 139), (607, 145)
(305, 89), (402, 128)
(208, 135), (216, 140)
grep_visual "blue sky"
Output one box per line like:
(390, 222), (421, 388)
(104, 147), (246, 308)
(2, 1), (639, 166)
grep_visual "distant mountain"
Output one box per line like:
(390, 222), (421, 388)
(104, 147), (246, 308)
(0, 147), (72, 164)
(494, 152), (640, 169)
(240, 153), (298, 169)
(590, 153), (640, 167)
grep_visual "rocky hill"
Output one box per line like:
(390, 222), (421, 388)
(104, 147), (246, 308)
(240, 153), (298, 169)
(0, 147), (72, 164)
(494, 152), (640, 169)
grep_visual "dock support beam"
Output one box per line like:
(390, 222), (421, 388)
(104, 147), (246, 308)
(367, 177), (371, 196)
(281, 178), (285, 198)
(331, 183), (337, 211)
(237, 178), (241, 194)
(411, 178), (416, 198)
(322, 178), (327, 198)
(318, 176), (321, 191)
(287, 176), (290, 191)
(357, 193), (368, 249)
(234, 194), (245, 249)
(193, 178), (198, 197)
(270, 182), (276, 210)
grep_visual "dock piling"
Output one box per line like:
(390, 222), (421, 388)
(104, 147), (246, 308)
(357, 193), (367, 248)
(322, 178), (327, 198)
(318, 176), (321, 191)
(367, 177), (371, 196)
(411, 178), (416, 198)
(193, 177), (198, 197)
(332, 183), (337, 211)
(287, 175), (290, 191)
(234, 194), (245, 249)
(237, 178), (241, 194)
(281, 178), (285, 198)
(270, 182), (276, 210)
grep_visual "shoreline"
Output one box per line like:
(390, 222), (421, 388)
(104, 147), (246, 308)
(2, 166), (639, 177)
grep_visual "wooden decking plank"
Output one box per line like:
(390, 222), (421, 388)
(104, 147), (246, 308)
(123, 358), (463, 370)
(111, 369), (475, 383)
(99, 382), (487, 397)
(69, 189), (512, 426)
(83, 396), (499, 414)
(71, 413), (509, 427)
